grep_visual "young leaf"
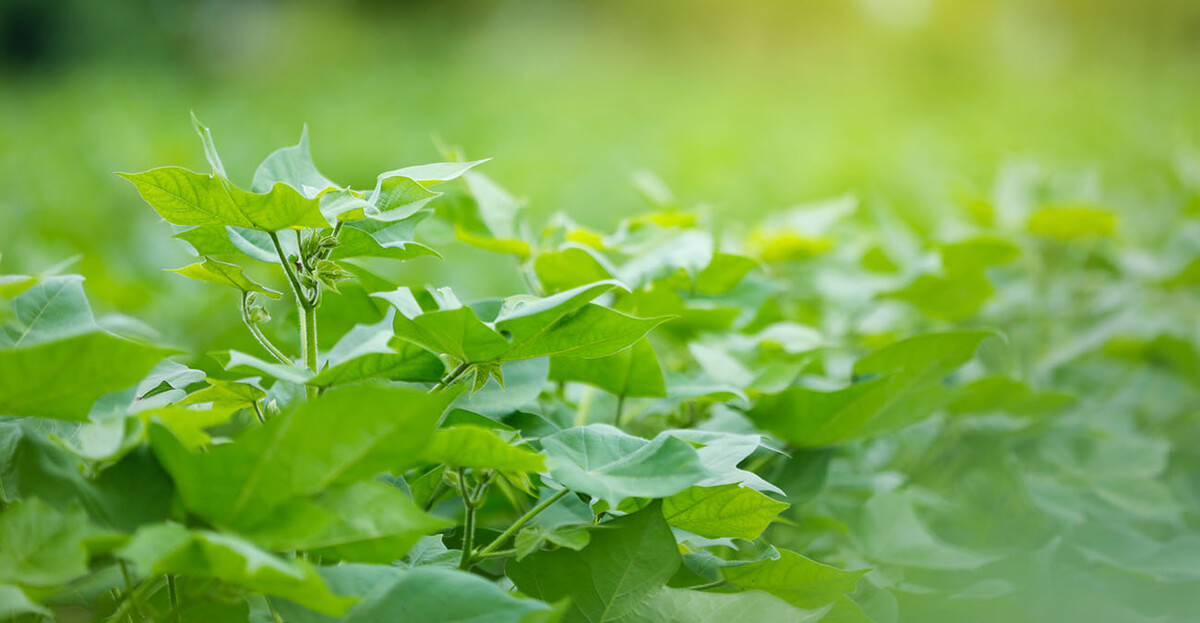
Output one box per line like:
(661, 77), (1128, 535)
(0, 499), (95, 587)
(549, 337), (666, 398)
(118, 523), (355, 616)
(148, 385), (455, 530)
(241, 481), (450, 564)
(168, 258), (282, 298)
(252, 126), (337, 197)
(507, 502), (679, 622)
(747, 331), (994, 446)
(273, 564), (560, 623)
(722, 549), (868, 608)
(307, 310), (445, 388)
(421, 426), (545, 472)
(534, 245), (617, 293)
(661, 484), (788, 540)
(540, 425), (712, 503)
(119, 167), (330, 231)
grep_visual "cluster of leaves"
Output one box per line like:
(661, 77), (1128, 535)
(0, 119), (1197, 622)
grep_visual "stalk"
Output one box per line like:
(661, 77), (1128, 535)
(473, 489), (569, 560)
(269, 231), (319, 398)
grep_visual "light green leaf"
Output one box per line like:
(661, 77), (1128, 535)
(273, 564), (560, 623)
(693, 253), (759, 295)
(139, 403), (239, 448)
(2, 275), (94, 347)
(455, 225), (532, 258)
(329, 218), (441, 263)
(534, 245), (616, 293)
(148, 385), (454, 530)
(884, 272), (994, 321)
(1028, 204), (1117, 240)
(380, 159), (489, 185)
(211, 349), (311, 384)
(465, 171), (522, 240)
(180, 377), (267, 409)
(168, 258), (282, 298)
(252, 126), (337, 197)
(540, 425), (711, 504)
(748, 331), (993, 446)
(308, 310), (445, 388)
(507, 502), (679, 623)
(0, 499), (94, 587)
(938, 236), (1019, 276)
(549, 338), (666, 398)
(0, 332), (171, 421)
(632, 587), (824, 623)
(662, 484), (788, 540)
(173, 224), (243, 256)
(0, 585), (49, 619)
(722, 549), (868, 608)
(243, 481), (449, 563)
(190, 112), (227, 178)
(422, 426), (545, 472)
(119, 522), (355, 616)
(119, 167), (330, 231)
(854, 492), (1000, 570)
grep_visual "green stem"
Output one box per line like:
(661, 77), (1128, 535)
(241, 293), (292, 365)
(457, 469), (476, 571)
(615, 395), (627, 427)
(474, 489), (569, 559)
(269, 231), (318, 399)
(108, 576), (165, 623)
(431, 362), (470, 393)
(475, 548), (518, 559)
(689, 579), (727, 591)
(167, 574), (179, 623)
(251, 400), (266, 424)
(423, 479), (450, 512)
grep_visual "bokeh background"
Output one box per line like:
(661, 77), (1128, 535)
(3, 0), (1198, 319)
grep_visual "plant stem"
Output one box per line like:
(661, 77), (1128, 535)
(241, 292), (292, 365)
(457, 468), (476, 571)
(108, 576), (165, 623)
(474, 548), (518, 559)
(167, 574), (179, 623)
(689, 579), (728, 591)
(251, 400), (266, 424)
(269, 231), (319, 398)
(430, 362), (470, 393)
(474, 489), (569, 559)
(423, 479), (450, 512)
(615, 395), (627, 426)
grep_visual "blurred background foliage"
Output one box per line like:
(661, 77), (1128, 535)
(2, 0), (1198, 322)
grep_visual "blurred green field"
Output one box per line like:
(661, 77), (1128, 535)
(3, 0), (1198, 326)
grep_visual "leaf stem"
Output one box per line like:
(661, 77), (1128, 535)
(474, 548), (518, 559)
(269, 230), (319, 398)
(615, 395), (627, 427)
(251, 400), (267, 424)
(167, 574), (179, 623)
(431, 362), (470, 393)
(474, 489), (569, 559)
(457, 468), (476, 571)
(689, 579), (728, 591)
(108, 576), (165, 623)
(241, 292), (292, 365)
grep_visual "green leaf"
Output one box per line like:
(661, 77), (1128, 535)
(190, 112), (228, 178)
(1028, 204), (1117, 240)
(722, 549), (868, 608)
(168, 258), (282, 298)
(549, 338), (666, 398)
(173, 224), (244, 256)
(946, 376), (1074, 415)
(179, 377), (267, 410)
(747, 331), (994, 446)
(149, 385), (454, 530)
(938, 236), (1020, 276)
(464, 171), (522, 240)
(422, 426), (545, 472)
(139, 403), (238, 448)
(693, 253), (759, 295)
(0, 499), (95, 587)
(534, 245), (616, 293)
(540, 425), (711, 504)
(381, 159), (489, 185)
(884, 272), (993, 322)
(376, 282), (668, 365)
(211, 349), (311, 384)
(329, 218), (441, 262)
(119, 167), (330, 231)
(631, 587), (824, 623)
(243, 481), (450, 563)
(252, 126), (337, 197)
(455, 225), (532, 258)
(273, 564), (560, 623)
(0, 332), (171, 421)
(508, 502), (679, 623)
(2, 275), (94, 347)
(307, 310), (445, 388)
(0, 585), (49, 619)
(661, 484), (788, 540)
(854, 492), (1000, 570)
(119, 523), (355, 616)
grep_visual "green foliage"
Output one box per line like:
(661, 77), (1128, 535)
(2, 117), (1197, 622)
